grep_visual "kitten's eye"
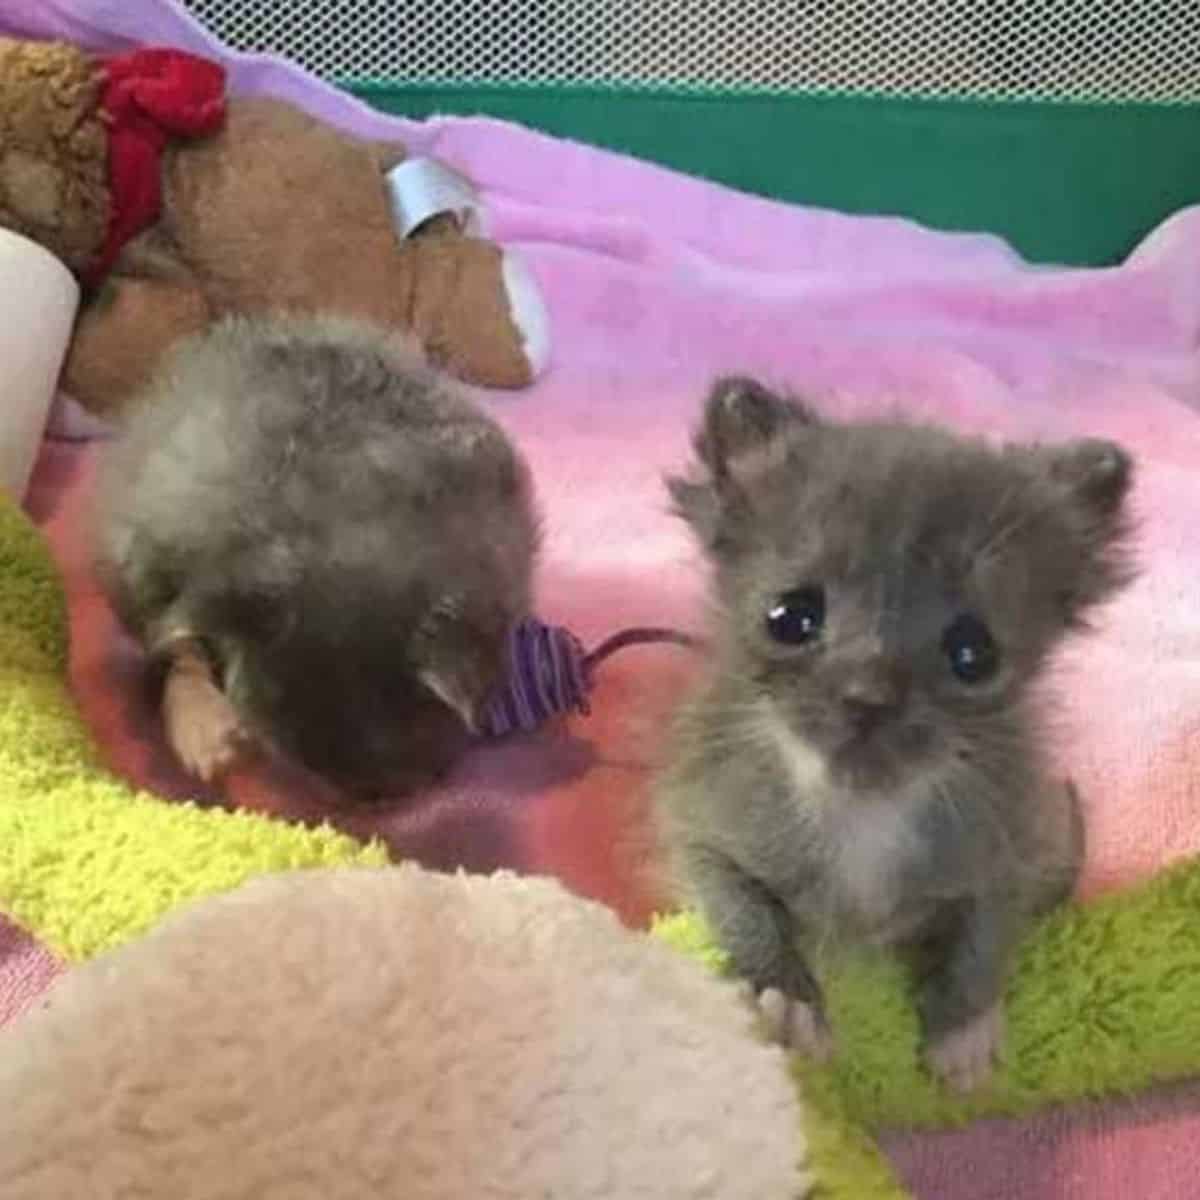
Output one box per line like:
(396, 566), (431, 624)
(942, 613), (998, 684)
(766, 586), (826, 645)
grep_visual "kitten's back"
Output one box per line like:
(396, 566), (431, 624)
(95, 314), (539, 669)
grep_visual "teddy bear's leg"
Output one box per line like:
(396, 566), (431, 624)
(62, 275), (211, 421)
(385, 163), (552, 388)
(498, 249), (551, 379)
(161, 641), (255, 784)
(402, 233), (551, 389)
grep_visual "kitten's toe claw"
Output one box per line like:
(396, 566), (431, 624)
(757, 987), (834, 1061)
(178, 718), (246, 784)
(165, 684), (253, 784)
(926, 1003), (1003, 1093)
(194, 728), (246, 784)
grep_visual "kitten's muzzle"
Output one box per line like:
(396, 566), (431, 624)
(838, 661), (909, 736)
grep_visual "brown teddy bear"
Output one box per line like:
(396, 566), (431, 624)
(0, 37), (109, 277)
(0, 37), (549, 421)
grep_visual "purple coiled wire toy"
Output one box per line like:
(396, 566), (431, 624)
(475, 617), (703, 738)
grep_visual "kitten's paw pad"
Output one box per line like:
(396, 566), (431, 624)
(165, 683), (253, 784)
(926, 1004), (1003, 1093)
(757, 988), (834, 1061)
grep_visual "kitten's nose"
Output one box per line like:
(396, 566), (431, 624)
(840, 664), (907, 732)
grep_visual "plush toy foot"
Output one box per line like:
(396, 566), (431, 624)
(757, 987), (835, 1061)
(162, 648), (253, 783)
(926, 1003), (1003, 1093)
(386, 158), (551, 388)
(500, 248), (551, 379)
(401, 232), (551, 390)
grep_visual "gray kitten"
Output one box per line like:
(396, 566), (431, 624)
(654, 376), (1135, 1090)
(95, 313), (539, 801)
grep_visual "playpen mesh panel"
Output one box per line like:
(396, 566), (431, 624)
(185, 0), (1199, 103)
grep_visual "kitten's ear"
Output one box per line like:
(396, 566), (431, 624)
(418, 665), (484, 734)
(667, 375), (816, 545)
(1037, 437), (1137, 617)
(694, 375), (816, 483)
(1043, 438), (1132, 517)
(415, 607), (503, 735)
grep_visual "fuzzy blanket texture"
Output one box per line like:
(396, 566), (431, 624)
(2, 1), (1200, 1196)
(2, 487), (1200, 1199)
(0, 866), (808, 1200)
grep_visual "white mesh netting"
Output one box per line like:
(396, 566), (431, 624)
(184, 0), (1199, 104)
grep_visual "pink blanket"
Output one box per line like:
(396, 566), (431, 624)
(6, 2), (1200, 1196)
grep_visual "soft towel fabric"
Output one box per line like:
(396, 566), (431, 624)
(879, 1081), (1200, 1200)
(0, 917), (60, 1029)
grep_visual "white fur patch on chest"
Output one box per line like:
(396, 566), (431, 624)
(827, 800), (917, 932)
(766, 713), (922, 939)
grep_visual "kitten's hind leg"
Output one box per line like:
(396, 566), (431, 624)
(683, 845), (833, 1059)
(161, 639), (255, 784)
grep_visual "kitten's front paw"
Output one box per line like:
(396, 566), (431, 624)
(757, 987), (835, 1061)
(164, 675), (253, 784)
(925, 1003), (1003, 1093)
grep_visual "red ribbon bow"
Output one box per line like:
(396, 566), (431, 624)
(87, 47), (227, 288)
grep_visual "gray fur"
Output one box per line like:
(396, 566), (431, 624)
(95, 313), (540, 799)
(655, 375), (1134, 1050)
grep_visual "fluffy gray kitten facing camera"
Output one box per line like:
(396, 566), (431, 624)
(654, 377), (1135, 1091)
(95, 314), (539, 801)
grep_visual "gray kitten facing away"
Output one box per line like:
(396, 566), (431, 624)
(654, 377), (1135, 1091)
(95, 314), (539, 801)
